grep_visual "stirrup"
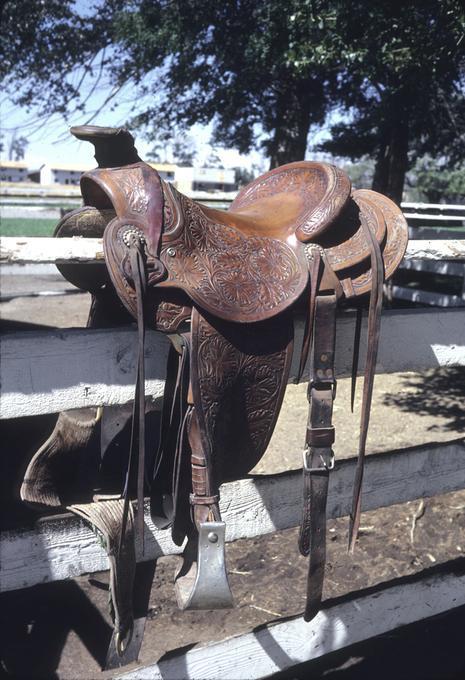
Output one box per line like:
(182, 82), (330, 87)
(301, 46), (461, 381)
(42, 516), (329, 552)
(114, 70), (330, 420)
(174, 521), (234, 610)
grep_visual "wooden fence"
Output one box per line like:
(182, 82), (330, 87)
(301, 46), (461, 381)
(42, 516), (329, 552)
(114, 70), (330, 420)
(1, 235), (465, 678)
(395, 202), (465, 307)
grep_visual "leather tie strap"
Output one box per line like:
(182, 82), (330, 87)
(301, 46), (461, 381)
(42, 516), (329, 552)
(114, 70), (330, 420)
(299, 292), (337, 621)
(120, 238), (147, 555)
(298, 248), (322, 382)
(351, 306), (363, 413)
(348, 217), (385, 552)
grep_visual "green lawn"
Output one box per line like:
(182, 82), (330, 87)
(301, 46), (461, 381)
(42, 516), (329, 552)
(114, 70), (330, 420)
(1, 218), (58, 236)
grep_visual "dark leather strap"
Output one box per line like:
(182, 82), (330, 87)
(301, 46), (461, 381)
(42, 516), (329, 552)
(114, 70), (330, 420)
(351, 306), (363, 413)
(120, 239), (147, 555)
(348, 220), (384, 552)
(187, 404), (221, 527)
(299, 293), (337, 621)
(151, 338), (190, 531)
(298, 248), (322, 382)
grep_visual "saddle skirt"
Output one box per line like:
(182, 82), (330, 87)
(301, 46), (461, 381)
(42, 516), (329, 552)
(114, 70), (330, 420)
(21, 125), (408, 668)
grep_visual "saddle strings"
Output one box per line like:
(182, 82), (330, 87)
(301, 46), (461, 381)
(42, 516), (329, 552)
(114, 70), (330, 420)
(348, 220), (384, 552)
(350, 307), (363, 413)
(298, 249), (323, 382)
(119, 239), (147, 556)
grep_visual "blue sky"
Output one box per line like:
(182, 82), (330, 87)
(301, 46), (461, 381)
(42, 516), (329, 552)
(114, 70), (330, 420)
(1, 0), (331, 172)
(1, 71), (265, 171)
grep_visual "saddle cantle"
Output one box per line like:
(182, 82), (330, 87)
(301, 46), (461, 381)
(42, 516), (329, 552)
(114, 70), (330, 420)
(21, 125), (408, 668)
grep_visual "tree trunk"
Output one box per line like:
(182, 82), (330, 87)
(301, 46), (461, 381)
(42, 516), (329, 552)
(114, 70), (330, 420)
(268, 82), (314, 169)
(372, 120), (409, 205)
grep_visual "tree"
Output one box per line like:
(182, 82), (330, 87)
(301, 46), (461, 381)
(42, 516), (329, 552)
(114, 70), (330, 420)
(409, 158), (465, 203)
(234, 166), (256, 187)
(8, 133), (29, 161)
(117, 1), (336, 168)
(1, 1), (336, 166)
(319, 1), (465, 203)
(172, 137), (197, 166)
(2, 1), (464, 202)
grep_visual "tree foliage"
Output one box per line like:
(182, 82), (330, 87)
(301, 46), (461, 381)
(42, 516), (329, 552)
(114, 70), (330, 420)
(319, 1), (465, 202)
(410, 158), (465, 203)
(2, 1), (464, 201)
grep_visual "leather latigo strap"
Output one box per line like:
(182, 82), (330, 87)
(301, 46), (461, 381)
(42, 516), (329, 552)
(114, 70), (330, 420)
(298, 189), (407, 620)
(348, 199), (385, 552)
(299, 292), (337, 621)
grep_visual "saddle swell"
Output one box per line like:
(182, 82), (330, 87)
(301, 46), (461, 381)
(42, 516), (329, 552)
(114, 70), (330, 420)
(21, 124), (408, 667)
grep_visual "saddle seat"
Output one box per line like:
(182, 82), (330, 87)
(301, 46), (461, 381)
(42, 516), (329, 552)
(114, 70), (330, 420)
(200, 160), (350, 244)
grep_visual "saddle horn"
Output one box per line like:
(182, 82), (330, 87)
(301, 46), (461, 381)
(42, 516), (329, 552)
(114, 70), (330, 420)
(71, 125), (142, 168)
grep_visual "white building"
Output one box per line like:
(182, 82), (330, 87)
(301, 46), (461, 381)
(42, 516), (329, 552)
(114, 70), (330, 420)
(174, 166), (236, 194)
(28, 163), (93, 186)
(19, 160), (237, 194)
(148, 163), (177, 183)
(0, 160), (29, 183)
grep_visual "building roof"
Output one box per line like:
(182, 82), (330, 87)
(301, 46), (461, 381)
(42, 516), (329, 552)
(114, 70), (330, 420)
(0, 160), (28, 169)
(44, 162), (94, 172)
(148, 162), (178, 172)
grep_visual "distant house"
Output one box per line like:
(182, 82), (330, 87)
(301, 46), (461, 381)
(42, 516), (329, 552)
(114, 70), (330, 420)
(0, 160), (29, 183)
(148, 163), (177, 183)
(28, 163), (93, 186)
(174, 166), (236, 194)
(26, 161), (178, 187)
(3, 159), (236, 194)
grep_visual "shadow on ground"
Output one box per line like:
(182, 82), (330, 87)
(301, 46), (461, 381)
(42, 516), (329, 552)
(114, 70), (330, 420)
(383, 366), (465, 432)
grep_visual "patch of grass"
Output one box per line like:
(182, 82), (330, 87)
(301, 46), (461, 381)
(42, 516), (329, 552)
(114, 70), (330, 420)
(0, 218), (57, 236)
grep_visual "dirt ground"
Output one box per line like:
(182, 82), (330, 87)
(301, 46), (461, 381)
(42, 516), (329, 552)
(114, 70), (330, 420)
(1, 286), (465, 679)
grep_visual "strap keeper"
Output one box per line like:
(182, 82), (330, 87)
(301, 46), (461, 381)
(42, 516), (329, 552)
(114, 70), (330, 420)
(307, 378), (337, 400)
(306, 426), (335, 447)
(189, 493), (219, 506)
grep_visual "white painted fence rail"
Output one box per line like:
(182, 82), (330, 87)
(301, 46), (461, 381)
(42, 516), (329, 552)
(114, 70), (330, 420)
(1, 235), (465, 678)
(2, 439), (464, 593)
(2, 309), (465, 419)
(116, 559), (465, 680)
(1, 236), (465, 263)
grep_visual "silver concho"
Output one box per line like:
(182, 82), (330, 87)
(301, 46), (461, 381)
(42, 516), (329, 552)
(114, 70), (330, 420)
(304, 243), (324, 262)
(121, 225), (146, 247)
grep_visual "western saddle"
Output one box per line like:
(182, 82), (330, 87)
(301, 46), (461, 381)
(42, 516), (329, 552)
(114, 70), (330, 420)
(21, 126), (408, 668)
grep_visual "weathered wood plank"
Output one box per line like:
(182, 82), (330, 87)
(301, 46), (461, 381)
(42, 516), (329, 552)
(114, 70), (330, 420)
(2, 440), (464, 592)
(0, 236), (106, 263)
(392, 286), (465, 308)
(402, 239), (465, 259)
(402, 202), (465, 211)
(0, 327), (170, 418)
(399, 259), (465, 276)
(117, 560), (465, 680)
(1, 236), (465, 263)
(405, 212), (465, 221)
(2, 308), (464, 418)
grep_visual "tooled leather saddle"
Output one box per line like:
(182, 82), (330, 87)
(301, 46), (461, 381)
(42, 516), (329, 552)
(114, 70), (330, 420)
(21, 126), (408, 668)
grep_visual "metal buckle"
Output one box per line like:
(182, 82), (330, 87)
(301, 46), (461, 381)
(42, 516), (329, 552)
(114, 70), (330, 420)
(302, 447), (335, 473)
